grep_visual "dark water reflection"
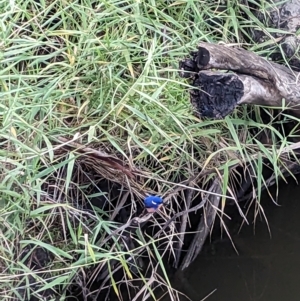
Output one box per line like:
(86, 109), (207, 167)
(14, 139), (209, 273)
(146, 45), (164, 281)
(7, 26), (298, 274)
(171, 177), (300, 301)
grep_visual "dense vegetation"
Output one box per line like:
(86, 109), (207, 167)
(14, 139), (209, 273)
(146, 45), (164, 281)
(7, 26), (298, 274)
(1, 0), (299, 300)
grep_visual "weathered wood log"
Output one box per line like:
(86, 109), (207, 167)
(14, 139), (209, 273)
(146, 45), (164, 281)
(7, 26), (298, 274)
(179, 42), (300, 119)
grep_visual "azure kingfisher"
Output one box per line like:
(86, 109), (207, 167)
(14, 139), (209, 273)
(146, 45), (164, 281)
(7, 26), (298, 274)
(144, 195), (163, 213)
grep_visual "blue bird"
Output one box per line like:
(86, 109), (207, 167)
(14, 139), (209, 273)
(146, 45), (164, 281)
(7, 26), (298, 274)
(144, 196), (163, 213)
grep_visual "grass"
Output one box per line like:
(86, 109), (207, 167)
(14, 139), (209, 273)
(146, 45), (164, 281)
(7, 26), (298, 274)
(1, 0), (300, 300)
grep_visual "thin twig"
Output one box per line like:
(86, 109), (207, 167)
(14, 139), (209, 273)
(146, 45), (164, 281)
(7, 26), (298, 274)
(173, 185), (194, 268)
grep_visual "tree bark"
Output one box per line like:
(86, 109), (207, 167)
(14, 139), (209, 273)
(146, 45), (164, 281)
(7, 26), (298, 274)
(179, 42), (300, 119)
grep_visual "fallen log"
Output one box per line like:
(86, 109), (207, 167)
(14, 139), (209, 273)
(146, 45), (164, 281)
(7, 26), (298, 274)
(179, 42), (300, 119)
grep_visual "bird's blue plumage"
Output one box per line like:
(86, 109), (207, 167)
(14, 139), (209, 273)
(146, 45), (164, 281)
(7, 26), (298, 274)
(144, 195), (163, 210)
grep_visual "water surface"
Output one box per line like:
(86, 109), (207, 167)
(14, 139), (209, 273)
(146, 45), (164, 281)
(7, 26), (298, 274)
(172, 178), (300, 301)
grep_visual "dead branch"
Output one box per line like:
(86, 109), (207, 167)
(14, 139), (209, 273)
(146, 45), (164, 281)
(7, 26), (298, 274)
(180, 42), (300, 119)
(173, 185), (194, 268)
(179, 179), (221, 270)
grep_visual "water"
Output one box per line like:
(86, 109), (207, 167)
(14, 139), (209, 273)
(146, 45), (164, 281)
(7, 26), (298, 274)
(171, 177), (300, 301)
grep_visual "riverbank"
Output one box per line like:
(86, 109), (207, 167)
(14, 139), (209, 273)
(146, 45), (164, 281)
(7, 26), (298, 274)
(1, 1), (299, 300)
